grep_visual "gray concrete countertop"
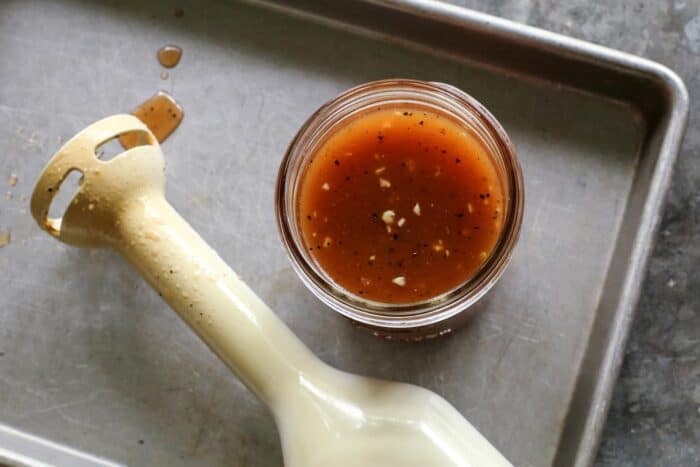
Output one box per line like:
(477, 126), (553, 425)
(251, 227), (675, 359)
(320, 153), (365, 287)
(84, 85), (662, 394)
(447, 1), (699, 465)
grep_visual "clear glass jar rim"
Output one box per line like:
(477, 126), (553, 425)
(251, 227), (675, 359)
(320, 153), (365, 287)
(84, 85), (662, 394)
(275, 79), (524, 331)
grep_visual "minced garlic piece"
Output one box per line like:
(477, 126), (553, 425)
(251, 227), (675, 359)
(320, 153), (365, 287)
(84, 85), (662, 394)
(381, 210), (396, 224)
(397, 217), (406, 227)
(392, 276), (406, 287)
(375, 166), (386, 175)
(322, 182), (330, 191)
(379, 177), (391, 188)
(369, 255), (376, 262)
(323, 236), (333, 248)
(413, 203), (421, 216)
(467, 202), (474, 214)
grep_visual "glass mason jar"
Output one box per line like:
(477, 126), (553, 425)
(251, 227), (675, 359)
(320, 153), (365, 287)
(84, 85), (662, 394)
(275, 79), (524, 340)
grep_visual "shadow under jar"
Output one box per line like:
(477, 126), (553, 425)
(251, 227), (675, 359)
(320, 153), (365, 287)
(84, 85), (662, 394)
(276, 79), (524, 340)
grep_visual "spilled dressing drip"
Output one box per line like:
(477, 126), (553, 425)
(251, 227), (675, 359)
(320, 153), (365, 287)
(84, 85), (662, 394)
(120, 92), (184, 149)
(121, 43), (185, 148)
(0, 230), (9, 247)
(157, 45), (183, 68)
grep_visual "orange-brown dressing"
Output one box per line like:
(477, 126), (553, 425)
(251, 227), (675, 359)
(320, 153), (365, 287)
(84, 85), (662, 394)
(298, 107), (505, 304)
(120, 92), (183, 148)
(157, 45), (182, 68)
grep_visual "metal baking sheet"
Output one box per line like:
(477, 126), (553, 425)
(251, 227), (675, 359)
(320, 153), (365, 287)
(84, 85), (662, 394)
(0, 422), (122, 467)
(0, 0), (687, 466)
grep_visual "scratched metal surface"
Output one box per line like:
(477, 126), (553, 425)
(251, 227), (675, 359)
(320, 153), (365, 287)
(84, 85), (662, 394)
(0, 0), (651, 466)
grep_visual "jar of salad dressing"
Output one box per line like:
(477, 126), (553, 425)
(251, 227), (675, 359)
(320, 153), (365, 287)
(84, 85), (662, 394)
(276, 79), (524, 339)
